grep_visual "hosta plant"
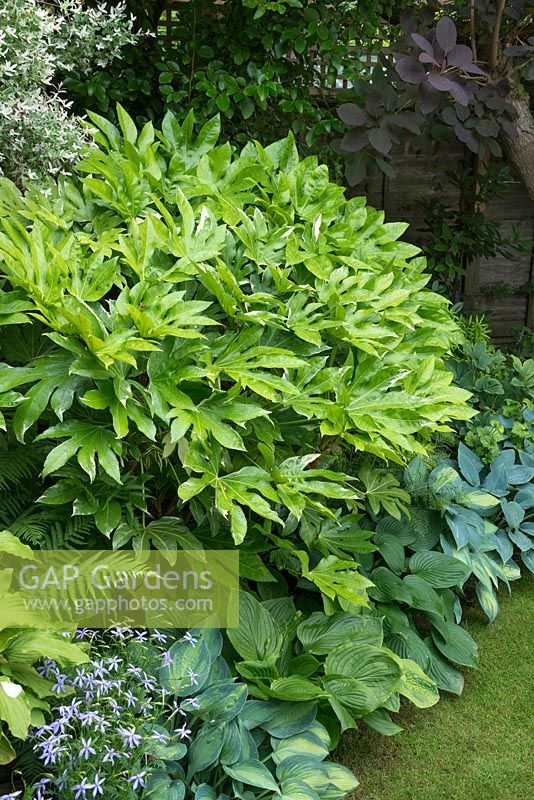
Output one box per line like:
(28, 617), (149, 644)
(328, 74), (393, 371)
(0, 531), (87, 765)
(0, 107), (472, 577)
(12, 626), (358, 800)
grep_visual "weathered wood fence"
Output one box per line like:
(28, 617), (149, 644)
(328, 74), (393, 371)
(363, 140), (534, 340)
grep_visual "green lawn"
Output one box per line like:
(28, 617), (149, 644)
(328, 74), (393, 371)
(337, 575), (534, 800)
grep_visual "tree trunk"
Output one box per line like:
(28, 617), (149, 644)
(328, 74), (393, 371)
(501, 92), (534, 203)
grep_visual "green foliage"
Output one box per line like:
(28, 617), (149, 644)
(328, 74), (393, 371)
(0, 532), (87, 761)
(0, 108), (471, 561)
(64, 0), (401, 164)
(16, 626), (359, 799)
(418, 167), (528, 302)
(0, 0), (139, 187)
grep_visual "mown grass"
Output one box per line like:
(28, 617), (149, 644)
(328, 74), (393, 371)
(337, 575), (534, 800)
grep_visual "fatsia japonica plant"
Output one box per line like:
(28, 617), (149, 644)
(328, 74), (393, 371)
(0, 107), (472, 556)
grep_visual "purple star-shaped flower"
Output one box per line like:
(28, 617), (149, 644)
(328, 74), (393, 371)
(127, 772), (146, 791)
(79, 737), (96, 761)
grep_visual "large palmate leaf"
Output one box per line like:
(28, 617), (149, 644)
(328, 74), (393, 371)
(36, 420), (123, 482)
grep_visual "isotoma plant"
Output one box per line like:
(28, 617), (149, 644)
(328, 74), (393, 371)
(5, 626), (358, 800)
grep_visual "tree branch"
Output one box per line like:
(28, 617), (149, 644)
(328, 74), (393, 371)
(491, 0), (506, 72)
(470, 0), (477, 62)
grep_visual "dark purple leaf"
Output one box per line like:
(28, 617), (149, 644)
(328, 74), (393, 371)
(448, 80), (471, 107)
(442, 107), (458, 126)
(340, 128), (370, 153)
(411, 33), (434, 55)
(337, 103), (367, 127)
(488, 138), (502, 157)
(376, 158), (396, 178)
(455, 102), (469, 122)
(447, 44), (474, 69)
(365, 90), (386, 118)
(428, 73), (470, 106)
(369, 128), (393, 155)
(419, 52), (438, 65)
(462, 62), (487, 76)
(454, 123), (478, 153)
(475, 119), (499, 137)
(393, 111), (421, 134)
(484, 95), (505, 111)
(503, 46), (527, 57)
(345, 154), (366, 186)
(436, 17), (457, 54)
(427, 73), (453, 92)
(500, 118), (518, 138)
(395, 56), (426, 84)
(418, 82), (440, 114)
(400, 11), (417, 35)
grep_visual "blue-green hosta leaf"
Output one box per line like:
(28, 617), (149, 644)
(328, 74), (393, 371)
(457, 442), (483, 487)
(219, 720), (241, 765)
(494, 531), (514, 563)
(514, 484), (534, 509)
(507, 465), (534, 485)
(425, 638), (464, 695)
(272, 730), (330, 766)
(521, 549), (534, 572)
(429, 617), (478, 668)
(409, 550), (469, 588)
(159, 639), (211, 696)
(482, 462), (509, 497)
(193, 682), (247, 723)
(428, 465), (462, 501)
(324, 642), (401, 702)
(227, 592), (283, 662)
(264, 701), (317, 739)
(363, 708), (404, 736)
(475, 581), (500, 621)
(297, 612), (383, 654)
(186, 724), (226, 777)
(403, 456), (429, 494)
(509, 528), (532, 551)
(144, 773), (185, 800)
(501, 500), (525, 530)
